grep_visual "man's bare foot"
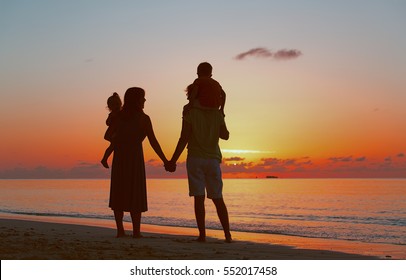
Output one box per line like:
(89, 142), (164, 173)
(195, 236), (206, 242)
(101, 159), (109, 169)
(225, 233), (232, 243)
(116, 232), (127, 238)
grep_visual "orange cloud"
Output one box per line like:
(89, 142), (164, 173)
(1, 154), (405, 179)
(224, 157), (245, 162)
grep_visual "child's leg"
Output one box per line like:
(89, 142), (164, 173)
(101, 143), (114, 168)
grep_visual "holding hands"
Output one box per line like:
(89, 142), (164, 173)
(164, 160), (176, 172)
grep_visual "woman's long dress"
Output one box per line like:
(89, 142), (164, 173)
(109, 111), (149, 212)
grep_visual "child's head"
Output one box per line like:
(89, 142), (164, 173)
(197, 62), (212, 77)
(185, 84), (194, 100)
(107, 92), (122, 112)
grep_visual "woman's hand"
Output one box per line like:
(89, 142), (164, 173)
(164, 160), (176, 172)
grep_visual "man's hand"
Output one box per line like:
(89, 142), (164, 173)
(164, 161), (176, 172)
(220, 124), (229, 140)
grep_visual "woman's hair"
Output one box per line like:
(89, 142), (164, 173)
(107, 92), (122, 112)
(121, 87), (145, 116)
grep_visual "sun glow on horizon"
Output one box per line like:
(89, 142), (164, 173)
(221, 149), (276, 154)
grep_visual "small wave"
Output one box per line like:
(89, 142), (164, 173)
(235, 212), (406, 227)
(0, 209), (113, 221)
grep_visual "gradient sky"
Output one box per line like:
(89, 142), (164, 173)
(1, 0), (405, 178)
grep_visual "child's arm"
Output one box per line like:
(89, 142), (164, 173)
(220, 89), (226, 116)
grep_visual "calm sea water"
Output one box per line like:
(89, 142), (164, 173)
(0, 178), (405, 245)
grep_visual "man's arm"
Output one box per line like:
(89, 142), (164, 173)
(170, 119), (192, 163)
(219, 123), (229, 140)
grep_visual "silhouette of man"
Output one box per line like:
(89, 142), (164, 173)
(167, 62), (231, 243)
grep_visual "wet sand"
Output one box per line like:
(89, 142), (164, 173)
(1, 215), (404, 260)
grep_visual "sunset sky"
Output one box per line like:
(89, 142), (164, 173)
(1, 0), (405, 178)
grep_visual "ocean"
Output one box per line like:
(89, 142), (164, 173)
(0, 178), (405, 246)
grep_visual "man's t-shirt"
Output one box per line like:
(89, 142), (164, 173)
(183, 108), (225, 162)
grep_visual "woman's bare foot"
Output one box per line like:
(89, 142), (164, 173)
(133, 232), (143, 239)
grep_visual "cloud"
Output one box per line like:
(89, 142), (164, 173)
(0, 166), (66, 179)
(235, 48), (273, 60)
(355, 156), (367, 162)
(273, 49), (303, 60)
(245, 157), (314, 176)
(328, 156), (368, 164)
(68, 162), (108, 178)
(153, 155), (405, 178)
(0, 163), (110, 179)
(222, 162), (254, 173)
(260, 157), (312, 167)
(235, 47), (302, 61)
(328, 156), (353, 163)
(224, 157), (245, 162)
(1, 154), (404, 179)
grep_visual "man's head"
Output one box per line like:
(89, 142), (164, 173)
(197, 62), (212, 77)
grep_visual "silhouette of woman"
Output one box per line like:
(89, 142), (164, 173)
(109, 87), (168, 238)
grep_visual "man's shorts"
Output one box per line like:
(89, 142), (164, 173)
(186, 156), (223, 199)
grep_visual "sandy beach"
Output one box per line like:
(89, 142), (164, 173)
(1, 215), (404, 260)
